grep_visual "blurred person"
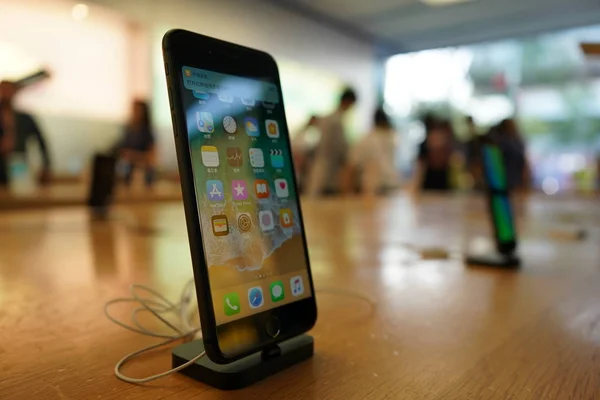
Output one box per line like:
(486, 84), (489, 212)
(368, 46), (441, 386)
(0, 80), (51, 187)
(306, 88), (357, 196)
(490, 118), (529, 191)
(117, 100), (156, 188)
(345, 107), (399, 195)
(412, 118), (454, 192)
(291, 115), (320, 193)
(464, 116), (484, 189)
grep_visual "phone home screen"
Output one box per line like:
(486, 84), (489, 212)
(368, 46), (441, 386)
(180, 66), (312, 326)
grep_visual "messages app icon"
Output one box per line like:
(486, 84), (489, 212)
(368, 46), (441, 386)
(270, 281), (284, 302)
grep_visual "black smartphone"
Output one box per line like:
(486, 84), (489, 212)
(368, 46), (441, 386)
(481, 143), (518, 255)
(162, 30), (317, 363)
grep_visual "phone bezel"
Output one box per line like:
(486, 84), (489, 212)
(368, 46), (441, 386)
(163, 29), (317, 364)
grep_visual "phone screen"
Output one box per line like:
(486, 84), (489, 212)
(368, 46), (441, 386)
(482, 145), (516, 244)
(179, 66), (312, 326)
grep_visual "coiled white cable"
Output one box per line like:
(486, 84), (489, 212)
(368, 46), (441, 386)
(104, 280), (205, 383)
(105, 281), (376, 384)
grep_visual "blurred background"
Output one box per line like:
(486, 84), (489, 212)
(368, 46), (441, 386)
(1, 0), (599, 209)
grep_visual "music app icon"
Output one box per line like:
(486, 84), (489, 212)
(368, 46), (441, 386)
(290, 276), (304, 297)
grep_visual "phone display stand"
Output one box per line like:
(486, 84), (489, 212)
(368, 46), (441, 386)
(465, 252), (521, 269)
(172, 334), (314, 390)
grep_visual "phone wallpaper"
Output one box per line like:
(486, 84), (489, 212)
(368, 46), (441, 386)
(180, 66), (311, 325)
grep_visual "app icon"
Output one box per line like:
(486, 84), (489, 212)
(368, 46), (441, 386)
(219, 93), (233, 103)
(192, 91), (210, 100)
(270, 281), (284, 302)
(196, 111), (214, 133)
(184, 68), (192, 77)
(231, 180), (248, 201)
(262, 101), (275, 109)
(201, 146), (219, 167)
(223, 116), (237, 134)
(259, 210), (274, 231)
(290, 276), (304, 297)
(224, 292), (240, 316)
(206, 180), (224, 202)
(211, 215), (229, 236)
(237, 212), (252, 232)
(265, 119), (280, 138)
(244, 116), (260, 137)
(227, 147), (242, 167)
(275, 178), (289, 198)
(270, 149), (284, 168)
(255, 180), (270, 199)
(249, 148), (265, 168)
(280, 208), (294, 228)
(241, 97), (256, 107)
(248, 287), (264, 309)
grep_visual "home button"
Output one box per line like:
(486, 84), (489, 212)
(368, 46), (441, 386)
(265, 316), (281, 338)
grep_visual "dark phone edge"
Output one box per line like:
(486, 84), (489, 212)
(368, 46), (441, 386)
(163, 30), (221, 363)
(162, 29), (317, 364)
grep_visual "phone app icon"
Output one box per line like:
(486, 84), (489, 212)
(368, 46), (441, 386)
(224, 292), (240, 316)
(237, 212), (252, 232)
(206, 180), (224, 202)
(265, 119), (280, 138)
(275, 178), (289, 198)
(290, 276), (304, 297)
(270, 281), (285, 302)
(231, 180), (248, 201)
(201, 146), (219, 167)
(196, 111), (214, 133)
(211, 215), (229, 236)
(184, 68), (192, 77)
(248, 287), (264, 309)
(223, 116), (237, 134)
(244, 116), (260, 137)
(249, 148), (265, 168)
(227, 147), (242, 167)
(259, 210), (274, 231)
(270, 149), (284, 168)
(280, 208), (294, 228)
(255, 180), (270, 199)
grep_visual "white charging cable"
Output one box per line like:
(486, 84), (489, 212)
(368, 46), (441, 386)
(105, 281), (376, 384)
(104, 280), (206, 383)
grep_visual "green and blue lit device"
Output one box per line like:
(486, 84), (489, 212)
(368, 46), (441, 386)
(481, 144), (518, 256)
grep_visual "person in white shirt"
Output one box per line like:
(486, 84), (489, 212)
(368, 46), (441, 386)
(346, 108), (399, 195)
(291, 115), (320, 192)
(306, 88), (357, 196)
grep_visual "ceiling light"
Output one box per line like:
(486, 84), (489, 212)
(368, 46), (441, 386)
(71, 4), (89, 21)
(420, 0), (476, 6)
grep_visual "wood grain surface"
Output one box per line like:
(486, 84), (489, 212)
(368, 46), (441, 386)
(0, 194), (598, 399)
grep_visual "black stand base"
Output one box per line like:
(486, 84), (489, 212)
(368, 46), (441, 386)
(465, 253), (521, 269)
(172, 334), (314, 390)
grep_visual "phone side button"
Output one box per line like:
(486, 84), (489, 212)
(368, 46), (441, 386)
(171, 113), (178, 137)
(165, 62), (169, 75)
(168, 87), (174, 109)
(265, 316), (281, 338)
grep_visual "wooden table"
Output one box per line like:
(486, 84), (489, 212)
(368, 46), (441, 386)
(0, 194), (599, 399)
(0, 182), (182, 211)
